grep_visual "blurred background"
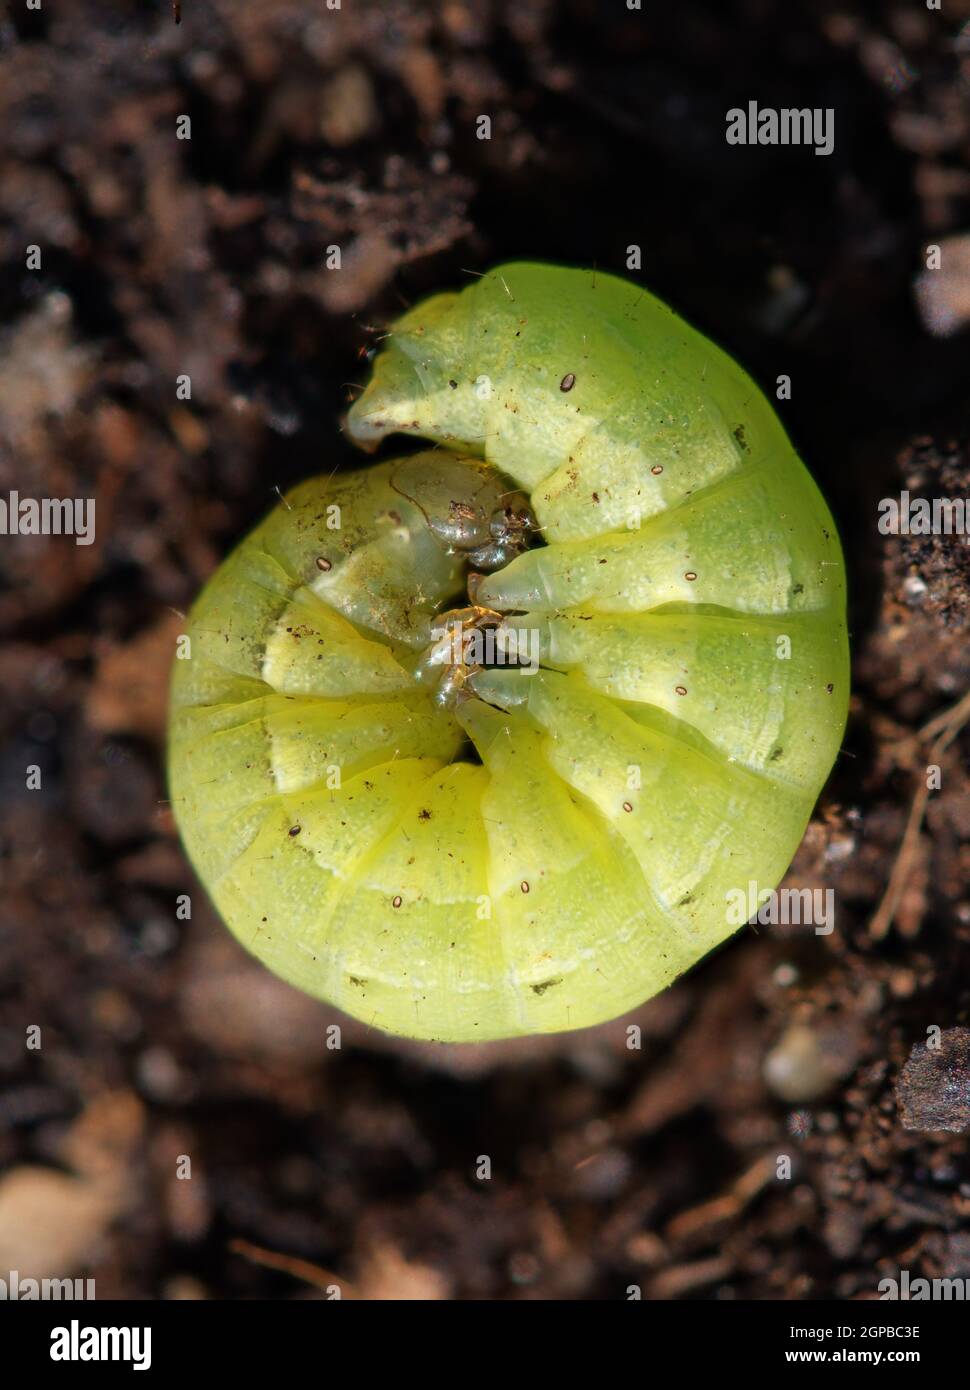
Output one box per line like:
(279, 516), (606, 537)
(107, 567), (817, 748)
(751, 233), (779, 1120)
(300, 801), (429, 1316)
(0, 0), (969, 1300)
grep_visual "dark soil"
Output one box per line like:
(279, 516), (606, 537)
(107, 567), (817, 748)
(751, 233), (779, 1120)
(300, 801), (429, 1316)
(1, 0), (969, 1300)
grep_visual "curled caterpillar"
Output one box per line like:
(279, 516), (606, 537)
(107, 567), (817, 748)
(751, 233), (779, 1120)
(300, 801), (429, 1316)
(168, 262), (848, 1042)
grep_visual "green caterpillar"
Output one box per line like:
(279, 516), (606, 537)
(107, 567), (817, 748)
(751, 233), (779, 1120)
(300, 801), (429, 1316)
(168, 262), (848, 1041)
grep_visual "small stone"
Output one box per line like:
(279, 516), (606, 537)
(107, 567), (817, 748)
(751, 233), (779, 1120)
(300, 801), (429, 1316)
(897, 1027), (970, 1132)
(0, 1168), (116, 1279)
(136, 1046), (183, 1101)
(914, 235), (970, 337)
(319, 65), (379, 147)
(942, 1232), (970, 1278)
(823, 1205), (864, 1260)
(764, 1023), (859, 1103)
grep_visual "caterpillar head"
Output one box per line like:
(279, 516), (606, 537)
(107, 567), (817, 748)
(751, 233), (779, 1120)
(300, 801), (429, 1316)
(390, 454), (536, 573)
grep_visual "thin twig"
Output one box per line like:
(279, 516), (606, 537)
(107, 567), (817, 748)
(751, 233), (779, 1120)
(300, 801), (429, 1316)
(229, 1238), (350, 1295)
(870, 687), (970, 940)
